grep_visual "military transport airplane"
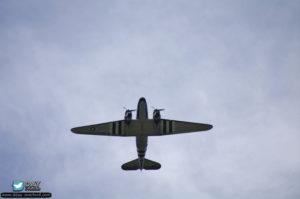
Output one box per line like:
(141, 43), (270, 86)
(71, 97), (213, 170)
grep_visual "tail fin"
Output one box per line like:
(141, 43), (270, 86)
(121, 158), (161, 170)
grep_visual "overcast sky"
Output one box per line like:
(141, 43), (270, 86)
(1, 1), (300, 198)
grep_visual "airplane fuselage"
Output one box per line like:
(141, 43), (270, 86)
(136, 97), (148, 170)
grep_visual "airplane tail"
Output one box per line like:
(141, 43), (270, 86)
(143, 159), (161, 170)
(121, 159), (139, 170)
(121, 158), (161, 170)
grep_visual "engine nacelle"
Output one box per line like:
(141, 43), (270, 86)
(124, 110), (133, 124)
(153, 109), (161, 123)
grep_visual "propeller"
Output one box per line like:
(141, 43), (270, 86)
(151, 106), (165, 111)
(123, 107), (136, 112)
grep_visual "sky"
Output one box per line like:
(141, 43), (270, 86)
(0, 0), (300, 198)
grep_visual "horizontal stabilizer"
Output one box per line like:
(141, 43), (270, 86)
(121, 159), (161, 170)
(143, 159), (161, 170)
(121, 159), (140, 170)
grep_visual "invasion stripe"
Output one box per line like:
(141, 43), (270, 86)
(112, 122), (116, 135)
(163, 120), (166, 134)
(118, 121), (122, 135)
(169, 121), (172, 134)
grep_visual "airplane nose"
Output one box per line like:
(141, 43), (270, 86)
(139, 97), (146, 102)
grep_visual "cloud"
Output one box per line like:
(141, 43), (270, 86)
(1, 1), (300, 198)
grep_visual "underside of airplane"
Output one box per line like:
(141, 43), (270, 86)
(71, 97), (213, 170)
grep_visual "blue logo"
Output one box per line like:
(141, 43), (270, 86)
(12, 181), (24, 191)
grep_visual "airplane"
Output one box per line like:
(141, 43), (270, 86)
(71, 97), (213, 171)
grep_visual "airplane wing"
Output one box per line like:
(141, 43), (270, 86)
(71, 119), (213, 136)
(149, 119), (213, 135)
(71, 120), (128, 136)
(71, 120), (148, 136)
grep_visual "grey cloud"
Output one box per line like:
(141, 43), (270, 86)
(1, 1), (300, 198)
